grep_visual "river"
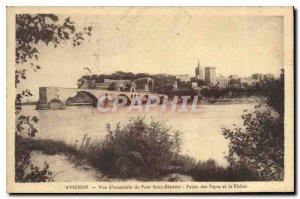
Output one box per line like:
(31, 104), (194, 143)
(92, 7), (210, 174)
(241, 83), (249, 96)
(22, 103), (257, 167)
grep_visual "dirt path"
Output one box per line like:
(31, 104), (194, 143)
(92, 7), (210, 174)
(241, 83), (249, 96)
(30, 151), (105, 182)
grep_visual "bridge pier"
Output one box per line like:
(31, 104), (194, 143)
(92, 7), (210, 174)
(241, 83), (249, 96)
(36, 87), (66, 110)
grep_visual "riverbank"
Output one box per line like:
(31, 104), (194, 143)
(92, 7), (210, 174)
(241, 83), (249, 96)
(27, 138), (196, 182)
(201, 97), (263, 105)
(21, 134), (260, 182)
(22, 97), (262, 108)
(30, 151), (194, 182)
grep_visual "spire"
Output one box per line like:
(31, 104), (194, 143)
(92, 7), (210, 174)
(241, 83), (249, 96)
(198, 59), (200, 67)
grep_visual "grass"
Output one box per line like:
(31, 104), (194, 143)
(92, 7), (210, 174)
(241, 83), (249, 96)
(20, 134), (105, 168)
(20, 136), (260, 181)
(19, 137), (79, 156)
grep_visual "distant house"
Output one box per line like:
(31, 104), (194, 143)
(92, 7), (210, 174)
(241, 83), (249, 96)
(101, 79), (131, 91)
(191, 82), (198, 88)
(94, 81), (111, 90)
(162, 82), (178, 91)
(252, 73), (264, 81)
(175, 74), (191, 83)
(133, 77), (154, 92)
(240, 77), (259, 85)
(264, 74), (275, 80)
(79, 79), (95, 89)
(229, 75), (239, 79)
(216, 76), (230, 88)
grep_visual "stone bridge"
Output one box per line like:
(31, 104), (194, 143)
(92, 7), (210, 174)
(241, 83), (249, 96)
(36, 87), (166, 110)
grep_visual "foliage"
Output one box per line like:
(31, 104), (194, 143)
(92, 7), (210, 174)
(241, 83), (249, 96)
(171, 155), (260, 181)
(187, 159), (260, 181)
(17, 137), (79, 156)
(78, 71), (174, 90)
(200, 84), (266, 99)
(15, 14), (92, 86)
(15, 136), (53, 182)
(15, 14), (92, 182)
(222, 70), (284, 181)
(176, 81), (192, 89)
(263, 69), (284, 118)
(222, 108), (283, 180)
(79, 71), (151, 84)
(15, 89), (33, 115)
(195, 79), (208, 87)
(85, 117), (182, 179)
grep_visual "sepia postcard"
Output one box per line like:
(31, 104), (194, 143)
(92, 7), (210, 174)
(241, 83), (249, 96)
(7, 6), (294, 193)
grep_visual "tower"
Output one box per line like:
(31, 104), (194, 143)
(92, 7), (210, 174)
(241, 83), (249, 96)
(205, 66), (216, 86)
(195, 60), (204, 80)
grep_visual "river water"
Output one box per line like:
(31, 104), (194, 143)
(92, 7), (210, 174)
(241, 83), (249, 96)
(22, 103), (256, 167)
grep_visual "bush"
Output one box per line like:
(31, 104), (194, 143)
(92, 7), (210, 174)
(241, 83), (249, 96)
(89, 117), (182, 179)
(221, 70), (284, 181)
(222, 107), (284, 181)
(188, 160), (260, 181)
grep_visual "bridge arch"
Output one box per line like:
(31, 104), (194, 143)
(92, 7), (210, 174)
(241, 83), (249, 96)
(66, 91), (98, 107)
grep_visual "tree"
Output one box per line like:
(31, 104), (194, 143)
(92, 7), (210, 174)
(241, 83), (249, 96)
(15, 14), (92, 182)
(263, 69), (284, 118)
(15, 14), (92, 86)
(196, 79), (207, 87)
(222, 70), (284, 180)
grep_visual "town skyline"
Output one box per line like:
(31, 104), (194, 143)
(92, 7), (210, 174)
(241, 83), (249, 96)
(18, 58), (281, 101)
(78, 61), (279, 78)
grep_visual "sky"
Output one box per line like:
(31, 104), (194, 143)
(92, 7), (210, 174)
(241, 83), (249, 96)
(17, 7), (284, 100)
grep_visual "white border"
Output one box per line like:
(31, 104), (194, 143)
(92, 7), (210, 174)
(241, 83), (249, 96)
(1, 0), (298, 198)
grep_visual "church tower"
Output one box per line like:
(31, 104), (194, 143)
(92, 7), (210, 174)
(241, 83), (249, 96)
(195, 59), (204, 80)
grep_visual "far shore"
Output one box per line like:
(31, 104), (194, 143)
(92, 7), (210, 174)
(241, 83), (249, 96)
(20, 97), (264, 107)
(200, 97), (264, 105)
